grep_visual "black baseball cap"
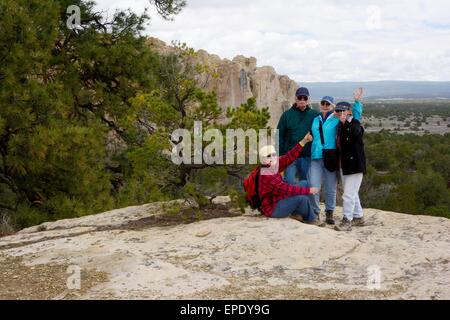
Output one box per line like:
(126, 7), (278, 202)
(296, 87), (310, 97)
(335, 101), (352, 111)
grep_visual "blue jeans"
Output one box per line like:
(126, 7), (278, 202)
(284, 157), (311, 186)
(309, 159), (337, 214)
(272, 195), (317, 222)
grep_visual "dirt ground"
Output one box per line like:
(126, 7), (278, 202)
(120, 204), (244, 230)
(0, 254), (108, 300)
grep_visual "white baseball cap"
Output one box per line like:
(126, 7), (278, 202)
(259, 145), (276, 158)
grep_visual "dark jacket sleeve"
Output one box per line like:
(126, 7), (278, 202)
(349, 119), (363, 137)
(277, 113), (287, 156)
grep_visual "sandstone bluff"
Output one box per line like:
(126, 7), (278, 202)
(148, 37), (298, 129)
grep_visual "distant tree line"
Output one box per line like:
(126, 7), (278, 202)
(362, 101), (450, 120)
(361, 131), (450, 218)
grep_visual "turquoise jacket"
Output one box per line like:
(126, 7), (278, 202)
(311, 101), (363, 160)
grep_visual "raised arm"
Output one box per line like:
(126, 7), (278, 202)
(278, 133), (313, 173)
(353, 100), (363, 121)
(278, 143), (303, 173)
(353, 88), (364, 121)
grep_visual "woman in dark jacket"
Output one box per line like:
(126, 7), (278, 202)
(334, 102), (367, 231)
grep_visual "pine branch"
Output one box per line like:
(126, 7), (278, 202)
(0, 203), (16, 212)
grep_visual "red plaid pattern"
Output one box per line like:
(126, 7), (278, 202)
(258, 143), (311, 217)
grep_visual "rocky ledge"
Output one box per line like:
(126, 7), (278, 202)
(0, 198), (449, 300)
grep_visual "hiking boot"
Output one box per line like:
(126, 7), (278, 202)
(352, 217), (365, 227)
(334, 218), (353, 232)
(325, 210), (335, 225)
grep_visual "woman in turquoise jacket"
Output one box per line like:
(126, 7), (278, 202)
(309, 88), (364, 225)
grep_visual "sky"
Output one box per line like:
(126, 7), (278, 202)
(94, 0), (450, 82)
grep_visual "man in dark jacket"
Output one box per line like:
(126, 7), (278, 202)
(334, 102), (367, 231)
(277, 87), (319, 185)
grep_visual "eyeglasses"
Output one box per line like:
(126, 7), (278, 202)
(321, 101), (331, 106)
(335, 110), (345, 113)
(297, 96), (309, 101)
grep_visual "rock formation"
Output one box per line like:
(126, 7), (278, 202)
(147, 38), (298, 128)
(1, 198), (449, 300)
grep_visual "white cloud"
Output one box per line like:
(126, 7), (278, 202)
(94, 0), (450, 82)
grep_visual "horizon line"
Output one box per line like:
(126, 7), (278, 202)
(298, 80), (450, 84)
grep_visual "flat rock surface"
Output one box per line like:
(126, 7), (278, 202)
(1, 200), (449, 300)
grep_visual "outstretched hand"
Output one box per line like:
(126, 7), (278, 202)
(301, 133), (313, 145)
(354, 87), (364, 101)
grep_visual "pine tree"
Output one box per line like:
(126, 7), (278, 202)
(0, 0), (187, 228)
(0, 0), (269, 230)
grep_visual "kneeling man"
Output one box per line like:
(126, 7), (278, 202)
(258, 133), (321, 225)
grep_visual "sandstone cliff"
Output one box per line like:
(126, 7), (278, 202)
(147, 38), (298, 128)
(1, 198), (449, 300)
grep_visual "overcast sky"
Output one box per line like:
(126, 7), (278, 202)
(94, 0), (450, 82)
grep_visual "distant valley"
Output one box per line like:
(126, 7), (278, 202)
(301, 81), (450, 100)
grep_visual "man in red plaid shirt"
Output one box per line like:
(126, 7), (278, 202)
(258, 133), (321, 224)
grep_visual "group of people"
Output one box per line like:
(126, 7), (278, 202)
(257, 87), (367, 231)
